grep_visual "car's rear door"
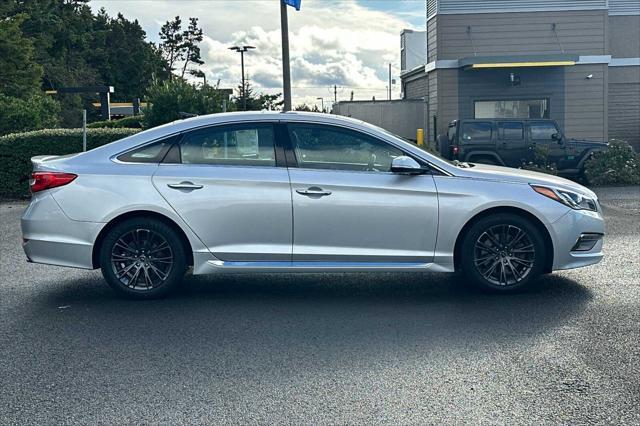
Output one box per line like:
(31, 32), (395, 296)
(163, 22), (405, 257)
(285, 122), (438, 263)
(497, 121), (529, 166)
(152, 122), (292, 261)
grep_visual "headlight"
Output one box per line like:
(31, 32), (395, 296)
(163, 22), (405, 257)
(531, 185), (598, 211)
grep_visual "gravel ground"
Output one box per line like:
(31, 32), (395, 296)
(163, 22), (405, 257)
(1, 186), (639, 425)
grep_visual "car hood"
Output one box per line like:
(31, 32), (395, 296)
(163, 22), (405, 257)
(453, 163), (597, 198)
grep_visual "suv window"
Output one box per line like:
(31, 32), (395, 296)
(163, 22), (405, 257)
(447, 125), (456, 142)
(179, 123), (276, 166)
(530, 122), (558, 141)
(498, 122), (524, 140)
(117, 136), (176, 163)
(288, 124), (403, 172)
(461, 122), (492, 142)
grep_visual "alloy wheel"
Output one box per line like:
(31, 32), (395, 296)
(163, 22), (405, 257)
(110, 228), (174, 290)
(473, 224), (535, 286)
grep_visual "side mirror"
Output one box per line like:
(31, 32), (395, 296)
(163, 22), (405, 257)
(391, 156), (425, 174)
(551, 132), (563, 144)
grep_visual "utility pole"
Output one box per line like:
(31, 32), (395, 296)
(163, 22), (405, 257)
(229, 45), (255, 111)
(280, 1), (292, 111)
(334, 85), (337, 103)
(388, 63), (392, 100)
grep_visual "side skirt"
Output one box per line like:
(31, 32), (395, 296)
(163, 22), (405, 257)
(194, 260), (455, 274)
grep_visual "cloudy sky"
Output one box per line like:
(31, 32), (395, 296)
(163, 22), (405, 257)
(90, 0), (425, 109)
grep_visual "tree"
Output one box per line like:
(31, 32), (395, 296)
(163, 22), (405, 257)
(0, 14), (43, 98)
(181, 17), (204, 79)
(143, 79), (228, 128)
(232, 80), (284, 111)
(0, 94), (60, 135)
(294, 103), (326, 113)
(159, 16), (183, 78)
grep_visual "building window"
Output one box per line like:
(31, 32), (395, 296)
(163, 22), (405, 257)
(474, 99), (549, 119)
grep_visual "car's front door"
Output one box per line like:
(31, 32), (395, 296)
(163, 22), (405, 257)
(529, 121), (568, 169)
(152, 122), (292, 261)
(285, 123), (439, 263)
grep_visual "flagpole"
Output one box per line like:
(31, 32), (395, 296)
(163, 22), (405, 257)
(280, 0), (292, 111)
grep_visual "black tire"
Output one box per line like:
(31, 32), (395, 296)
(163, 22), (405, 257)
(99, 217), (187, 299)
(460, 213), (546, 293)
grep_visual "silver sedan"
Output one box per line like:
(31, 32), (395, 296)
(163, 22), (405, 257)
(21, 112), (604, 298)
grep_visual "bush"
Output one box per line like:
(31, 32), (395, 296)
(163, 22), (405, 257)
(0, 93), (60, 135)
(143, 79), (226, 128)
(520, 144), (558, 175)
(87, 116), (144, 129)
(0, 128), (139, 199)
(584, 139), (640, 186)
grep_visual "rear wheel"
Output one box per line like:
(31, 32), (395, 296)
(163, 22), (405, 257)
(460, 214), (546, 292)
(99, 218), (187, 299)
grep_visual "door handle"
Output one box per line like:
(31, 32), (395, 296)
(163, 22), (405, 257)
(167, 182), (203, 190)
(296, 187), (332, 197)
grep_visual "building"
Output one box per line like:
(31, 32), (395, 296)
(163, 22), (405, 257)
(400, 0), (640, 149)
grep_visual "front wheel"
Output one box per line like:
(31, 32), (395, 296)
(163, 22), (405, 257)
(460, 214), (546, 292)
(99, 217), (187, 299)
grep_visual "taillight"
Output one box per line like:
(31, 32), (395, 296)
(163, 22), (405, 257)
(452, 146), (459, 156)
(30, 172), (77, 193)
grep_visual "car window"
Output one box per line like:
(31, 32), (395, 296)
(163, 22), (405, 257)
(117, 136), (176, 163)
(179, 124), (276, 166)
(530, 122), (558, 140)
(498, 122), (524, 140)
(461, 122), (492, 142)
(288, 124), (403, 172)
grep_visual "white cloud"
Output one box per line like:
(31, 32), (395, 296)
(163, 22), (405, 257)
(90, 0), (418, 106)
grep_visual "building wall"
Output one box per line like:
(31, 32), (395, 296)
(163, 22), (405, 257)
(401, 30), (427, 72)
(436, 69), (458, 138)
(435, 10), (608, 59)
(609, 67), (640, 149)
(331, 101), (427, 140)
(608, 15), (640, 58)
(564, 64), (608, 141)
(404, 74), (428, 100)
(427, 17), (438, 63)
(428, 72), (438, 140)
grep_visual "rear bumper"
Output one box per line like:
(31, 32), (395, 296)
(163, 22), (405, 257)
(549, 207), (605, 270)
(21, 193), (101, 269)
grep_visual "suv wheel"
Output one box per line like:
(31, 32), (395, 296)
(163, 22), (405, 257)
(460, 213), (546, 292)
(99, 217), (187, 299)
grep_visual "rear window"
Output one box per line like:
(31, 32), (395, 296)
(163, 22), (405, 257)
(461, 122), (492, 142)
(117, 136), (176, 163)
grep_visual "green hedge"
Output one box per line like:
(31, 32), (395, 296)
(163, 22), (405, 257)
(86, 116), (144, 129)
(0, 128), (139, 199)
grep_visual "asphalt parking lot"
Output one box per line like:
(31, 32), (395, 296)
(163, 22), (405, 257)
(1, 186), (639, 424)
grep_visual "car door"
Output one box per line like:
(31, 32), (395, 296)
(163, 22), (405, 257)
(285, 122), (439, 263)
(529, 121), (567, 168)
(152, 122), (292, 261)
(497, 121), (529, 167)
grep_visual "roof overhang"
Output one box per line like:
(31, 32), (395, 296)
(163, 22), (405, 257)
(460, 54), (579, 69)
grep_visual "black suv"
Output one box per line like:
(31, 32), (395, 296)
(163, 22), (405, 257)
(437, 119), (607, 175)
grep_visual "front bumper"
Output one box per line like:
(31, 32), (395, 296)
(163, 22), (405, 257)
(549, 207), (605, 270)
(21, 193), (102, 269)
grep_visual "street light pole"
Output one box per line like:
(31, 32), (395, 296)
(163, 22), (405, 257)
(229, 45), (255, 111)
(280, 1), (292, 111)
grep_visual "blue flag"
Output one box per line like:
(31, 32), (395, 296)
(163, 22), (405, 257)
(283, 0), (301, 11)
